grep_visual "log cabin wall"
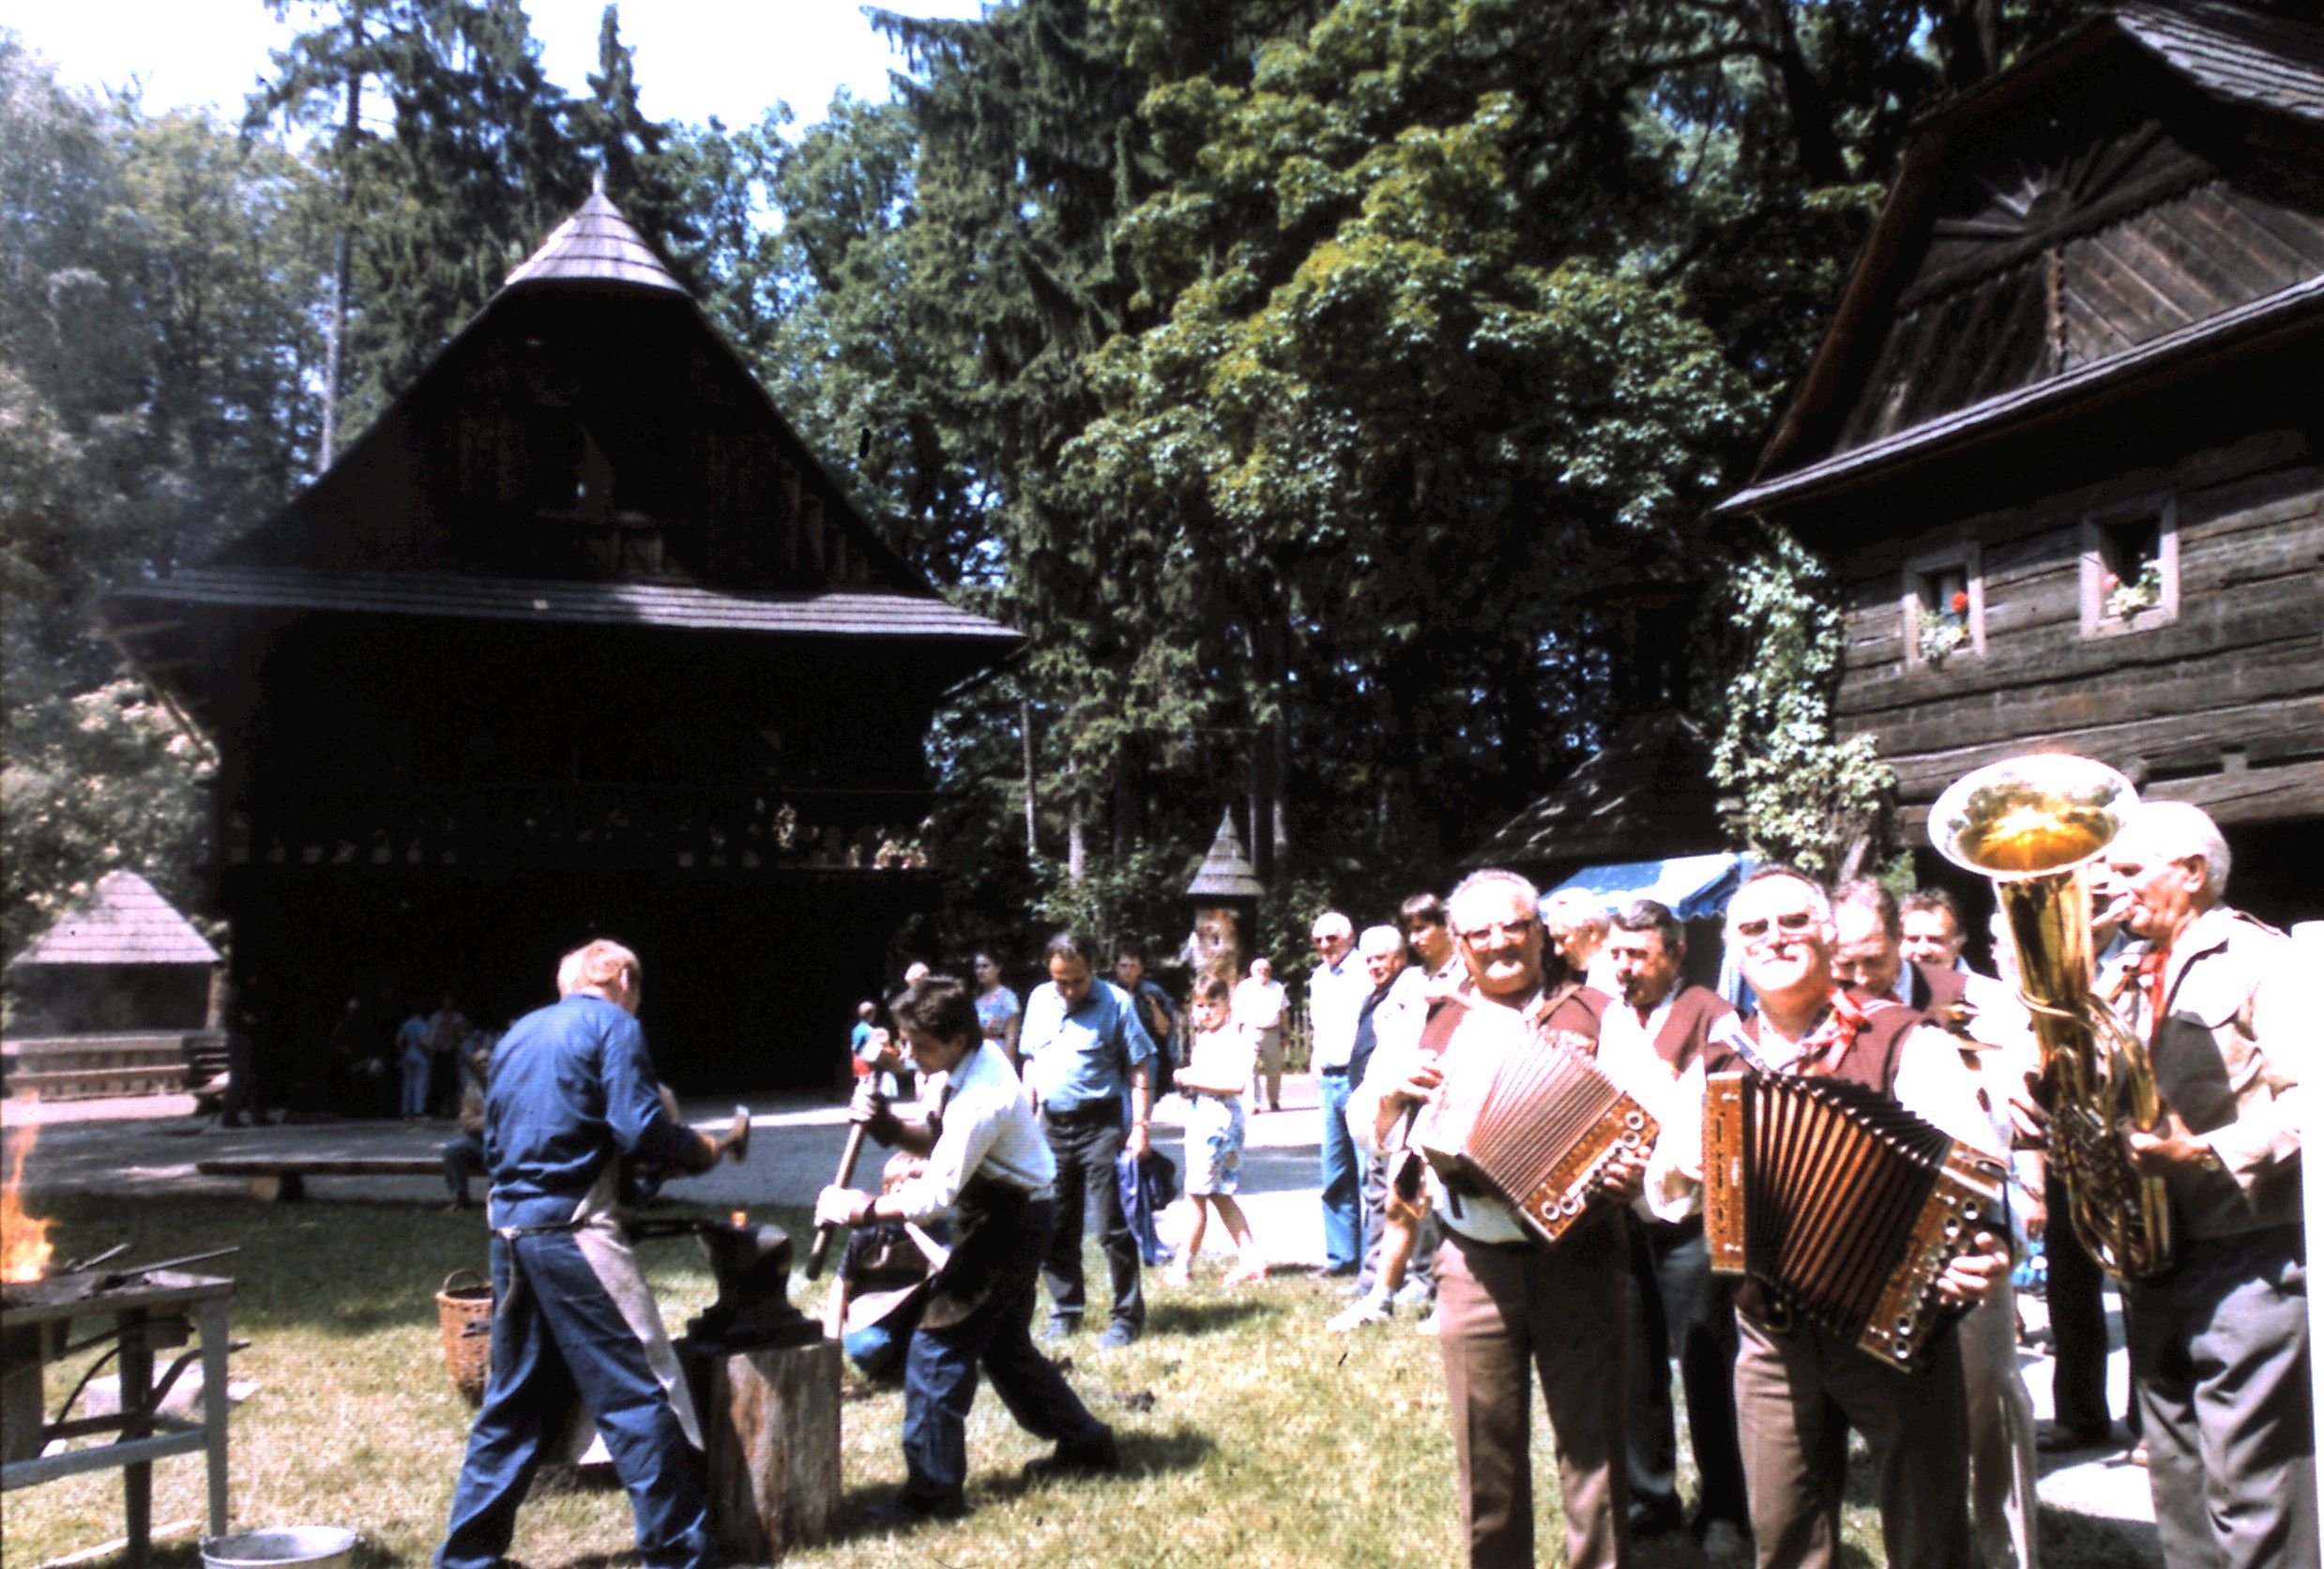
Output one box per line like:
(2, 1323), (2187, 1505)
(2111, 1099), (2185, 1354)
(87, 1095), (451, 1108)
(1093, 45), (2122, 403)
(1829, 423), (2323, 824)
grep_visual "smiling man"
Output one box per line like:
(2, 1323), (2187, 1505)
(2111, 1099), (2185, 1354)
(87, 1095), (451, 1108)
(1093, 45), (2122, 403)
(1350, 869), (1648, 1569)
(2092, 801), (2315, 1569)
(1699, 867), (2011, 1569)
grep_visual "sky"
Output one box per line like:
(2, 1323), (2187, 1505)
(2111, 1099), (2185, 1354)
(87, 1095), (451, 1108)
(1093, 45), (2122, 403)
(4, 1), (983, 134)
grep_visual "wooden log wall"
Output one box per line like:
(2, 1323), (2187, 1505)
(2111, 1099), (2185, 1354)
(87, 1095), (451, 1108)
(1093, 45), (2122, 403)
(1835, 426), (2324, 827)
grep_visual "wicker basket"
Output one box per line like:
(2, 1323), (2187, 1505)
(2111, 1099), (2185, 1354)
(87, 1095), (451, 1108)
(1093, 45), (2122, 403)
(434, 1270), (494, 1406)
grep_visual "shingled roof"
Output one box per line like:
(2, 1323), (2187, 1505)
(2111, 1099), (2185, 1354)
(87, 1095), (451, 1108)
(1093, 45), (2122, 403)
(1466, 712), (1736, 875)
(501, 173), (686, 295)
(2119, 0), (2324, 124)
(9, 872), (220, 968)
(113, 565), (1024, 645)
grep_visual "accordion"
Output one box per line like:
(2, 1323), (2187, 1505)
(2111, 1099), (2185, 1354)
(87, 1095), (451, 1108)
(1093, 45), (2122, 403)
(1705, 1071), (2008, 1370)
(1410, 999), (1657, 1245)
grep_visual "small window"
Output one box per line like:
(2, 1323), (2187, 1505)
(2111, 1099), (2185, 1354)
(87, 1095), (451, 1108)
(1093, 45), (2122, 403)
(2080, 496), (2179, 637)
(1902, 543), (1983, 670)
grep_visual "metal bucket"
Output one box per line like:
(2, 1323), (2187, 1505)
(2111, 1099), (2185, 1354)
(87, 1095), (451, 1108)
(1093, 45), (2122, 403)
(200, 1528), (358, 1569)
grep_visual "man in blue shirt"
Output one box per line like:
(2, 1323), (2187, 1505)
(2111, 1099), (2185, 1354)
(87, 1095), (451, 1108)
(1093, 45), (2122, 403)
(1019, 931), (1157, 1348)
(1307, 909), (1368, 1276)
(436, 939), (723, 1569)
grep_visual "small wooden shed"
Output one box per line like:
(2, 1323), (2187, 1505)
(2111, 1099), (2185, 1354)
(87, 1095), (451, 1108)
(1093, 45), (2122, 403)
(1716, 0), (2324, 919)
(5, 871), (220, 1035)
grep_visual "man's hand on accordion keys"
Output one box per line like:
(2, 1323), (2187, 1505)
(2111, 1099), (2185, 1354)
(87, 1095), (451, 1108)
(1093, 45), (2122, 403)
(1598, 1143), (1648, 1206)
(1933, 1227), (2012, 1307)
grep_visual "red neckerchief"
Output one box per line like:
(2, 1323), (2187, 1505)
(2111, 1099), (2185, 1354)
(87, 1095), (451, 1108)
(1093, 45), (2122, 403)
(1796, 986), (1876, 1075)
(2136, 946), (2170, 1046)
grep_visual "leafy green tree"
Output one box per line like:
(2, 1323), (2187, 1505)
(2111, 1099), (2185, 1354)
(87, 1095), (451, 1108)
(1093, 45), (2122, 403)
(3, 38), (324, 956)
(571, 5), (705, 295)
(248, 0), (585, 440)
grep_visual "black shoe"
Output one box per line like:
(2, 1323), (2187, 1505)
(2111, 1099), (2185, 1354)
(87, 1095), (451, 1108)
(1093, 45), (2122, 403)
(2037, 1421), (2116, 1454)
(1024, 1427), (1121, 1481)
(861, 1494), (964, 1528)
(1630, 1492), (1684, 1539)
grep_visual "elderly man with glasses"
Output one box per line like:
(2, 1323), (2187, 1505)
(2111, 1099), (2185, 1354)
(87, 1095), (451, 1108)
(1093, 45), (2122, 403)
(1669, 866), (2011, 1569)
(1349, 870), (1655, 1569)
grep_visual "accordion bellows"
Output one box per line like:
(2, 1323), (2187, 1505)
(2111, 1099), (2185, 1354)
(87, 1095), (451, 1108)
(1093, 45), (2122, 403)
(1411, 998), (1657, 1245)
(1705, 1071), (2008, 1370)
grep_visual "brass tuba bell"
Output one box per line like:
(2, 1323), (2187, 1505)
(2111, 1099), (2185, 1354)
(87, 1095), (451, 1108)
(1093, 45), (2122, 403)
(1928, 754), (2172, 1281)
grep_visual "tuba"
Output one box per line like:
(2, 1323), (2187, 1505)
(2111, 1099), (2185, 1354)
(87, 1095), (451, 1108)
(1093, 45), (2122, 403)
(1929, 754), (2171, 1280)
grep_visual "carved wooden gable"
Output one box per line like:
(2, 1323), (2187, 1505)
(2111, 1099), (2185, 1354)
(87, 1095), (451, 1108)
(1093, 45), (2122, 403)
(1837, 65), (2324, 454)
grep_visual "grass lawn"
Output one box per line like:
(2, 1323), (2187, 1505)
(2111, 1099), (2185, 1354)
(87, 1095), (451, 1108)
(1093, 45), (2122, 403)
(5, 1196), (2162, 1568)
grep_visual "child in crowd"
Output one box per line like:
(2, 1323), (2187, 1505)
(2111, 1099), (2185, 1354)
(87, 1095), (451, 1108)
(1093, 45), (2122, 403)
(1163, 974), (1265, 1287)
(825, 1152), (947, 1382)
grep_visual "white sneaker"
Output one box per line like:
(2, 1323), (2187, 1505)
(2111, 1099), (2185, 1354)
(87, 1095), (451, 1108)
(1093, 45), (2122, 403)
(1326, 1294), (1393, 1332)
(1414, 1309), (1440, 1336)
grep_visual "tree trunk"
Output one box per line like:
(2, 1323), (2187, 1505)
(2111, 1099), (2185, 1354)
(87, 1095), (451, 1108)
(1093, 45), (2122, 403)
(1020, 698), (1039, 860)
(319, 8), (364, 472)
(1752, 0), (1848, 187)
(1248, 740), (1273, 886)
(1268, 622), (1292, 871)
(1067, 789), (1086, 881)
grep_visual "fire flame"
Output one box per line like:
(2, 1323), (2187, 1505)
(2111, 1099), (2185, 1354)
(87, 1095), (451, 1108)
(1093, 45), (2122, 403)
(729, 1210), (748, 1229)
(2, 1123), (54, 1283)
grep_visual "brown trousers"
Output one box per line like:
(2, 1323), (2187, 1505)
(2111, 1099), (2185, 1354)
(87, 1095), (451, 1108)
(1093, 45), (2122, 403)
(1436, 1219), (1630, 1569)
(1734, 1311), (1973, 1569)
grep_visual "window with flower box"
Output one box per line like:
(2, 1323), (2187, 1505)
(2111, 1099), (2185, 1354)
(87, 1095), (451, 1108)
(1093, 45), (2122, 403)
(2079, 495), (2179, 638)
(1901, 543), (1984, 671)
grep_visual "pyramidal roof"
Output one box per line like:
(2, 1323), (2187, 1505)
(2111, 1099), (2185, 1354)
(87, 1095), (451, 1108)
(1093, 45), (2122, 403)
(501, 172), (685, 295)
(1187, 810), (1264, 899)
(9, 871), (220, 967)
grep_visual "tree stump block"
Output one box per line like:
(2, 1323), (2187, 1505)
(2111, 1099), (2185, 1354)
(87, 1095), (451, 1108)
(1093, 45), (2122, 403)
(691, 1338), (842, 1561)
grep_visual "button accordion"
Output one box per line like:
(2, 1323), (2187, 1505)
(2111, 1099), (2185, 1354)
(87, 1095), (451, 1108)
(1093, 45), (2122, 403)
(1704, 1070), (2008, 1369)
(1410, 998), (1657, 1245)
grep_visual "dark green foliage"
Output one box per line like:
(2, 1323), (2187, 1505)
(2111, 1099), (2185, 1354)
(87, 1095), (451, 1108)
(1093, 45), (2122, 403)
(3, 36), (326, 958)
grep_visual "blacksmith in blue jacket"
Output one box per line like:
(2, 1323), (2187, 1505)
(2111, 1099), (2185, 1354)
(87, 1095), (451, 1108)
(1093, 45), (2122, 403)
(436, 938), (723, 1569)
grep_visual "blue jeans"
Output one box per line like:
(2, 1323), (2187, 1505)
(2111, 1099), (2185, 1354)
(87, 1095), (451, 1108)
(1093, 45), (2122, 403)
(902, 1195), (1111, 1511)
(1318, 1070), (1362, 1272)
(1040, 1105), (1143, 1332)
(402, 1050), (431, 1118)
(437, 1231), (710, 1569)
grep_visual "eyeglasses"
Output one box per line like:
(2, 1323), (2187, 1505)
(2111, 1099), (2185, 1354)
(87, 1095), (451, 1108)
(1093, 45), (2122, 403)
(1734, 911), (1818, 941)
(1313, 935), (1347, 948)
(1453, 918), (1538, 946)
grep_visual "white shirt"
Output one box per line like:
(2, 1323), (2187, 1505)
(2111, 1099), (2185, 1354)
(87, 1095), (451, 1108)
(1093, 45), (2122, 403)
(1594, 990), (1701, 1224)
(1307, 953), (1368, 1071)
(1232, 975), (1286, 1031)
(891, 1041), (1056, 1224)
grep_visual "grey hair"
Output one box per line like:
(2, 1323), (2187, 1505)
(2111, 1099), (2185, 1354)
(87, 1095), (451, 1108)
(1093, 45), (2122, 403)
(1358, 923), (1405, 956)
(1539, 887), (1610, 935)
(1449, 868), (1542, 913)
(2123, 800), (2232, 897)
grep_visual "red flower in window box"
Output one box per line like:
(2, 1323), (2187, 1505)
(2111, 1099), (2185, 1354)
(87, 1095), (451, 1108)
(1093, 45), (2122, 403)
(1949, 590), (1969, 615)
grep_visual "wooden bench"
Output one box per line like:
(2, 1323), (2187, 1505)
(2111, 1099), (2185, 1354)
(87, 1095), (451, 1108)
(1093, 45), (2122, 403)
(194, 1155), (442, 1202)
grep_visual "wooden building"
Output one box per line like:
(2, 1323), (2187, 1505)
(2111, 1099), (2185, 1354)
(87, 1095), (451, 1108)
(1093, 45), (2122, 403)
(1717, 0), (2324, 919)
(5, 871), (220, 1036)
(100, 184), (1020, 1091)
